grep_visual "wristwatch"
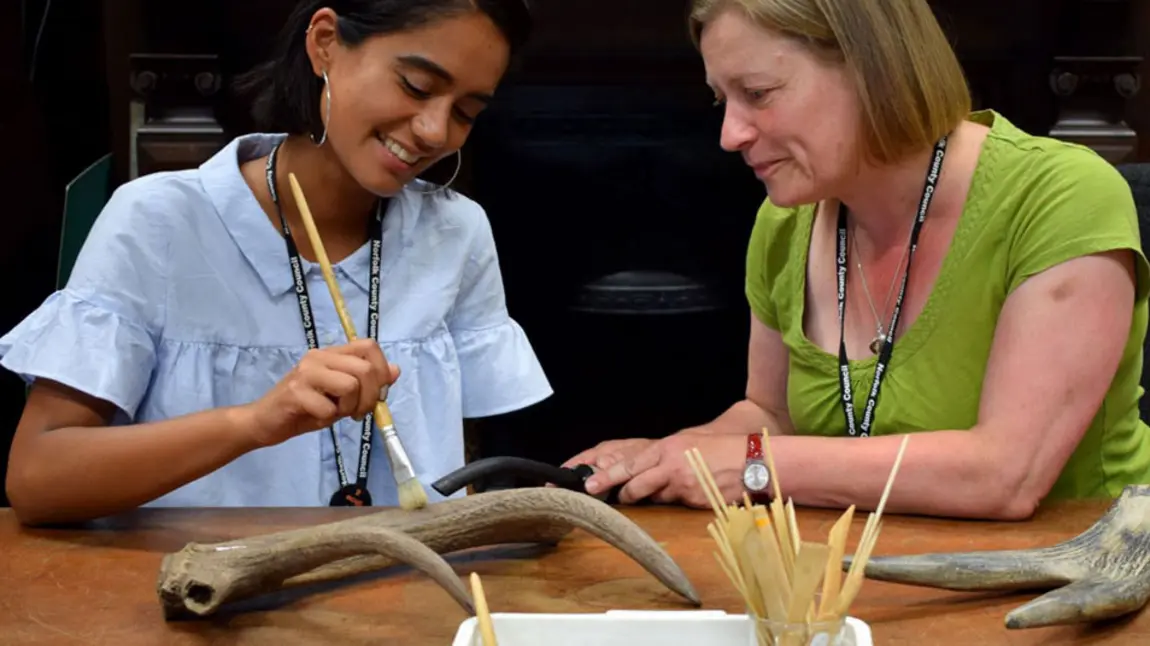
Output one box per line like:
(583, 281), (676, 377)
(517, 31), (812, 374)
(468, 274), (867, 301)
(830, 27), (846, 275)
(743, 433), (772, 504)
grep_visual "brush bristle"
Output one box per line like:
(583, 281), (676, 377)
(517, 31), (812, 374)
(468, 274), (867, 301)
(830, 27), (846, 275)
(398, 477), (429, 510)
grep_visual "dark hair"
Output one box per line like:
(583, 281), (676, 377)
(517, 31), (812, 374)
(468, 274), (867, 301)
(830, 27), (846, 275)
(234, 0), (532, 138)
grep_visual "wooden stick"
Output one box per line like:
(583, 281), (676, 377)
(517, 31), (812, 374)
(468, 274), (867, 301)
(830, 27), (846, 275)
(759, 430), (797, 576)
(687, 449), (727, 522)
(470, 572), (499, 646)
(786, 541), (829, 623)
(817, 505), (855, 620)
(688, 432), (913, 637)
(286, 172), (428, 510)
(690, 449), (731, 515)
(836, 434), (911, 615)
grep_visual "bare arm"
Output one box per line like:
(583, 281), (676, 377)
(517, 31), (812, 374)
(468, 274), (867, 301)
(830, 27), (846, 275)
(597, 251), (1137, 517)
(6, 340), (396, 526)
(768, 250), (1137, 520)
(5, 379), (260, 526)
(683, 312), (796, 437)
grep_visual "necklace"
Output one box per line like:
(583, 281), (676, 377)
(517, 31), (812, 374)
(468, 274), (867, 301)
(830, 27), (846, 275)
(852, 224), (913, 354)
(834, 135), (948, 437)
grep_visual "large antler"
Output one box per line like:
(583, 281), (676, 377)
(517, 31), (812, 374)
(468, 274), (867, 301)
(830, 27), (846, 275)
(842, 484), (1150, 629)
(157, 487), (700, 619)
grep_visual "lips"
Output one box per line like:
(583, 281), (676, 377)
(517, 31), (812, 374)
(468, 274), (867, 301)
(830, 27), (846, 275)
(377, 133), (421, 166)
(751, 158), (786, 178)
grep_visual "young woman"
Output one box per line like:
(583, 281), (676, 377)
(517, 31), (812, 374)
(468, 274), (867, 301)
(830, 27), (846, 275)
(565, 0), (1150, 521)
(0, 0), (551, 525)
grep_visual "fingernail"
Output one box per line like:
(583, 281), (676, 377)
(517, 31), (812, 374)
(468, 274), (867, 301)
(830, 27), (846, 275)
(585, 478), (601, 494)
(378, 385), (389, 401)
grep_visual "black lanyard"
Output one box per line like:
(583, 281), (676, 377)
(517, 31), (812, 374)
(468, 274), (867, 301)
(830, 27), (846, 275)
(835, 136), (948, 437)
(265, 140), (385, 506)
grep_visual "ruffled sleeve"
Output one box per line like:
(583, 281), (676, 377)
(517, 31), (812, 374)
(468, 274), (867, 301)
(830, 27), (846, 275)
(0, 178), (169, 418)
(446, 207), (552, 418)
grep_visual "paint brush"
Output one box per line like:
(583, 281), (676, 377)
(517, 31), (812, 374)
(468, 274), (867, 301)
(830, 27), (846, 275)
(287, 172), (429, 511)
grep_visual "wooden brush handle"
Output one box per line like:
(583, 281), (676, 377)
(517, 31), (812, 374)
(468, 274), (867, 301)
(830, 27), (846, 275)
(287, 173), (395, 422)
(287, 174), (366, 343)
(374, 401), (395, 427)
(470, 572), (499, 646)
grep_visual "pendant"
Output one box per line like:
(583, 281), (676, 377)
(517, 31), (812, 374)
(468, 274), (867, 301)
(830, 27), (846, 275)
(330, 484), (372, 507)
(869, 334), (886, 354)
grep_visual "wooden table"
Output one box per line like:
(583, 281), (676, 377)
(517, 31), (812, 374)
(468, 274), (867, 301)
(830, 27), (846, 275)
(1, 498), (1146, 644)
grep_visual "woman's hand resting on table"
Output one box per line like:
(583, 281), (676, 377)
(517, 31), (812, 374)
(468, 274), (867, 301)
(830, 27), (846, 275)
(242, 338), (400, 447)
(563, 431), (746, 508)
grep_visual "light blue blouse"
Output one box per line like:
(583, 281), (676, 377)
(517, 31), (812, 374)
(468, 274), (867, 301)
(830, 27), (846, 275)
(0, 133), (553, 508)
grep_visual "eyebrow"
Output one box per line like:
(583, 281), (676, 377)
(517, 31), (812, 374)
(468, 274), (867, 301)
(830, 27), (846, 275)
(396, 54), (494, 103)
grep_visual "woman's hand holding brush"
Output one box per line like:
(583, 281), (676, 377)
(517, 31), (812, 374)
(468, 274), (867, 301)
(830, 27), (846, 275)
(241, 339), (401, 448)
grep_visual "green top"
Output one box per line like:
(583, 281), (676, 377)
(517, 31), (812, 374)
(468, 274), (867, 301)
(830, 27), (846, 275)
(744, 109), (1150, 501)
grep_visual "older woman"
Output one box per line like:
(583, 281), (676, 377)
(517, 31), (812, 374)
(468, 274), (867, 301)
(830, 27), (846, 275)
(564, 0), (1150, 520)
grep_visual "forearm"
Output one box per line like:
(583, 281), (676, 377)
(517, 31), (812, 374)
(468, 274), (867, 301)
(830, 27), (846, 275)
(7, 406), (259, 526)
(770, 429), (1034, 520)
(681, 399), (795, 437)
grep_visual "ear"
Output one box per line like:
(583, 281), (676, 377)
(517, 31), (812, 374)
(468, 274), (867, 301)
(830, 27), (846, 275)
(304, 7), (341, 77)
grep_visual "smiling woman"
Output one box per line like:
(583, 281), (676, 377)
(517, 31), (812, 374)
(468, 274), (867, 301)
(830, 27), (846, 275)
(563, 0), (1150, 522)
(0, 0), (552, 526)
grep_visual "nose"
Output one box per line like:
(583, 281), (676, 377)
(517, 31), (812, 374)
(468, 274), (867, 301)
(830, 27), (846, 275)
(411, 102), (452, 151)
(718, 102), (757, 153)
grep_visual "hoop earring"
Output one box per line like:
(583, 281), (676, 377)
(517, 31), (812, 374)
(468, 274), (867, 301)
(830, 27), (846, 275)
(416, 150), (462, 194)
(312, 70), (331, 147)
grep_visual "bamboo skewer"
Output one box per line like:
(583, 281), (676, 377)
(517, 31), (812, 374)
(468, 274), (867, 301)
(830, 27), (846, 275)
(685, 429), (910, 645)
(470, 572), (499, 646)
(286, 173), (429, 510)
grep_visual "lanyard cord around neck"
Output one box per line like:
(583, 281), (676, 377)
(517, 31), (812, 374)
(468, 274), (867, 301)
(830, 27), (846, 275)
(835, 136), (948, 438)
(264, 140), (385, 505)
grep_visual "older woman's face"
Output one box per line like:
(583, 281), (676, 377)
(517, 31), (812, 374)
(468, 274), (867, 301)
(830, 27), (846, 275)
(699, 7), (860, 207)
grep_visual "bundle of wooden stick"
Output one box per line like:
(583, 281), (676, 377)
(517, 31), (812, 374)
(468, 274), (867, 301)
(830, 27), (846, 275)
(685, 429), (909, 646)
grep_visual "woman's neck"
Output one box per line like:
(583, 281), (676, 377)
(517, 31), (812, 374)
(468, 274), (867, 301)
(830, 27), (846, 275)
(273, 135), (379, 262)
(835, 135), (953, 252)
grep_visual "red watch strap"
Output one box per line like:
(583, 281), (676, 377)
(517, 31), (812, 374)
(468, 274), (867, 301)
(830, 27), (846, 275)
(747, 433), (764, 460)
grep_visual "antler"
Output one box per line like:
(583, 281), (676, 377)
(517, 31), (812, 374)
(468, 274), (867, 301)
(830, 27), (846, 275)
(843, 484), (1150, 629)
(157, 487), (700, 619)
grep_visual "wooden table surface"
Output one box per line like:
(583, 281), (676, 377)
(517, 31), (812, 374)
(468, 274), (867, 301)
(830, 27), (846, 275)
(1, 497), (1146, 645)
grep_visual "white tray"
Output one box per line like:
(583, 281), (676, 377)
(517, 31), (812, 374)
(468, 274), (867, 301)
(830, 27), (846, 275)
(451, 610), (873, 645)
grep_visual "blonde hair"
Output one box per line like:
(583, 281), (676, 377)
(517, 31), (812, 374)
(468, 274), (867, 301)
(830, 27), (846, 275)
(689, 0), (971, 165)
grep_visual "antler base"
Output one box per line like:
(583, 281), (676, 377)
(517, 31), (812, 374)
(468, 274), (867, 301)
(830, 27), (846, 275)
(843, 485), (1150, 629)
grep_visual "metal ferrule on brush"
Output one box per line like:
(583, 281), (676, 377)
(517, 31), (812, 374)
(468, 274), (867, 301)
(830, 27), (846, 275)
(379, 423), (417, 483)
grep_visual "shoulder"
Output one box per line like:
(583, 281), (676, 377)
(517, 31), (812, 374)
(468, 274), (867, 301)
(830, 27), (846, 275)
(405, 183), (497, 254)
(971, 111), (1143, 294)
(745, 197), (815, 329)
(76, 169), (213, 276)
(747, 196), (814, 278)
(91, 147), (243, 251)
(974, 110), (1134, 216)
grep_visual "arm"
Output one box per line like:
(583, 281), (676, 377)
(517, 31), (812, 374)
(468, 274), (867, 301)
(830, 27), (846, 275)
(8, 339), (397, 526)
(6, 380), (260, 526)
(768, 250), (1136, 520)
(597, 251), (1136, 516)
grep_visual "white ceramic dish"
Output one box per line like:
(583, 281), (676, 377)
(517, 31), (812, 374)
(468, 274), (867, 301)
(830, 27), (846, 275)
(451, 609), (873, 645)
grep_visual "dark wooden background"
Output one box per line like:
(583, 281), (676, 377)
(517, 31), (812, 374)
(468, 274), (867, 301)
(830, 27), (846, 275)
(1, 0), (1147, 503)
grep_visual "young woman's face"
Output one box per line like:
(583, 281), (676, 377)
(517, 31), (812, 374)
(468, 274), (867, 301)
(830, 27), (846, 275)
(698, 6), (862, 207)
(308, 10), (510, 196)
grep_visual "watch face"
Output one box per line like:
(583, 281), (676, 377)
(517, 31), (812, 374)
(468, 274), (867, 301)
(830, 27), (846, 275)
(743, 462), (770, 491)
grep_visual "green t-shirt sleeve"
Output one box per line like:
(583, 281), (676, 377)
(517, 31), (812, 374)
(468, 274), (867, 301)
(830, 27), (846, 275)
(1006, 146), (1150, 302)
(745, 198), (803, 331)
(745, 200), (777, 329)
